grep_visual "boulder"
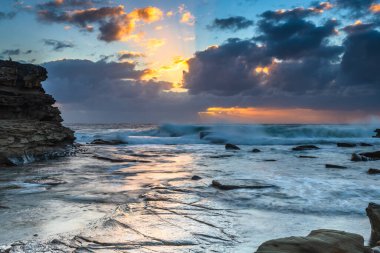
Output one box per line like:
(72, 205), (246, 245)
(337, 143), (356, 148)
(90, 139), (127, 145)
(252, 148), (261, 153)
(292, 145), (320, 151)
(0, 60), (75, 166)
(325, 164), (347, 169)
(225, 143), (240, 150)
(351, 153), (371, 162)
(367, 203), (380, 247)
(255, 229), (366, 253)
(368, 169), (380, 175)
(211, 179), (276, 190)
(374, 129), (380, 138)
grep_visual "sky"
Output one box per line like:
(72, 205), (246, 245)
(1, 0), (380, 123)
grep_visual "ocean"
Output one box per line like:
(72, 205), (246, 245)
(0, 123), (379, 252)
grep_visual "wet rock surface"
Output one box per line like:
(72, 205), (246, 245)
(0, 60), (74, 166)
(212, 179), (277, 190)
(368, 169), (380, 175)
(374, 129), (380, 138)
(337, 143), (357, 148)
(367, 203), (380, 247)
(352, 151), (380, 161)
(255, 229), (366, 253)
(90, 139), (127, 145)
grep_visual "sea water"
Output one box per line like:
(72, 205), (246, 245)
(0, 123), (379, 251)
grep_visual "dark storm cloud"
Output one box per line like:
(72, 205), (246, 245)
(183, 3), (380, 112)
(260, 2), (332, 20)
(43, 39), (75, 51)
(42, 59), (201, 123)
(207, 16), (254, 31)
(339, 29), (380, 87)
(0, 11), (16, 20)
(0, 49), (33, 58)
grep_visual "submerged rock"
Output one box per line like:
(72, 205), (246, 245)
(0, 60), (75, 166)
(360, 143), (373, 147)
(252, 148), (261, 153)
(292, 145), (320, 151)
(368, 169), (380, 175)
(298, 155), (317, 159)
(367, 203), (380, 247)
(191, 175), (202, 180)
(211, 179), (276, 190)
(255, 229), (366, 253)
(337, 143), (356, 148)
(225, 143), (240, 150)
(90, 139), (127, 145)
(325, 164), (347, 169)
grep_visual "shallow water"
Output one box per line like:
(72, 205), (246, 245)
(0, 124), (379, 252)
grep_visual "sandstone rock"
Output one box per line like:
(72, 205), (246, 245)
(211, 179), (276, 190)
(368, 169), (380, 175)
(337, 142), (356, 148)
(255, 229), (366, 253)
(225, 143), (240, 150)
(292, 145), (320, 151)
(0, 60), (74, 166)
(325, 164), (347, 169)
(367, 203), (380, 247)
(90, 139), (127, 145)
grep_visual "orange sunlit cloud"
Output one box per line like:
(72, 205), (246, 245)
(198, 107), (373, 124)
(370, 3), (380, 13)
(180, 11), (195, 25)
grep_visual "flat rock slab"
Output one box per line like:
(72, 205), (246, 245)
(212, 179), (277, 190)
(256, 229), (365, 253)
(325, 164), (347, 169)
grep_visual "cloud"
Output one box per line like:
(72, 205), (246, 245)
(334, 0), (376, 16)
(0, 11), (16, 20)
(207, 16), (254, 31)
(118, 51), (145, 61)
(0, 49), (33, 57)
(42, 59), (200, 123)
(43, 39), (75, 51)
(36, 4), (163, 42)
(182, 4), (380, 113)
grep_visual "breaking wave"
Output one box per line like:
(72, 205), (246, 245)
(73, 123), (380, 145)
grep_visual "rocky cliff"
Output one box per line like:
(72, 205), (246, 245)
(0, 60), (75, 166)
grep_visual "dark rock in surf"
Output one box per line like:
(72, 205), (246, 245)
(191, 175), (202, 181)
(0, 60), (75, 166)
(93, 154), (150, 163)
(211, 179), (276, 190)
(263, 159), (277, 162)
(352, 151), (380, 161)
(299, 155), (317, 158)
(325, 164), (347, 169)
(360, 143), (373, 147)
(351, 153), (370, 162)
(252, 148), (261, 153)
(366, 203), (380, 247)
(292, 145), (320, 151)
(225, 143), (240, 150)
(255, 229), (366, 253)
(368, 169), (380, 175)
(90, 139), (127, 145)
(374, 129), (380, 138)
(337, 143), (356, 148)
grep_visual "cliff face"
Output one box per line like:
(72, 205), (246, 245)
(0, 60), (75, 166)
